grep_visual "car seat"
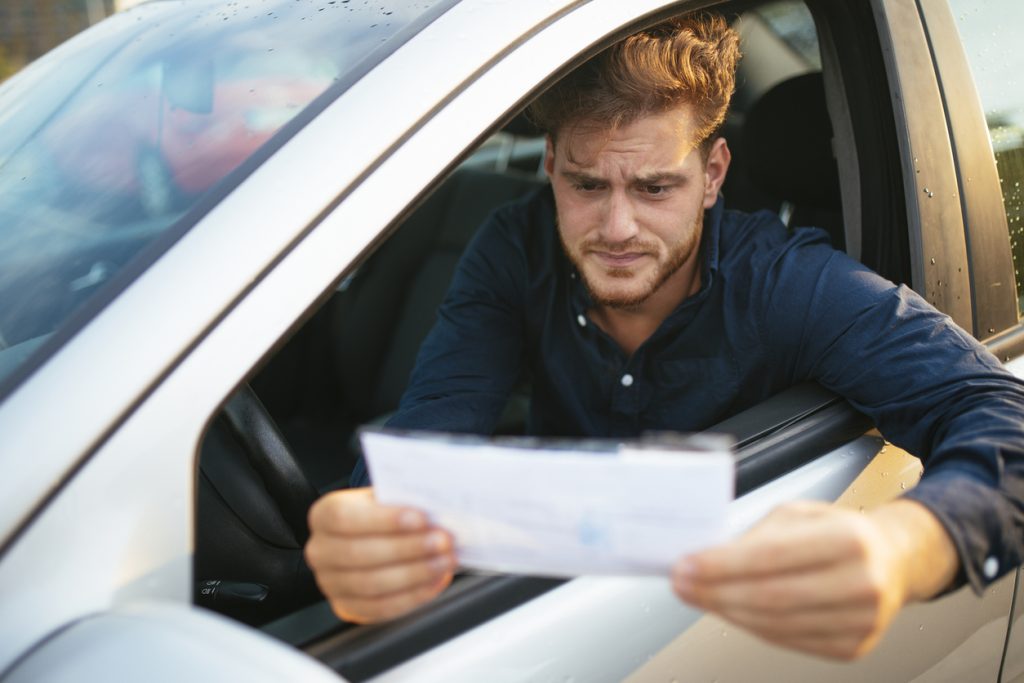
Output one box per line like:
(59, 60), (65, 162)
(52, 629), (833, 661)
(730, 71), (844, 249)
(327, 168), (545, 427)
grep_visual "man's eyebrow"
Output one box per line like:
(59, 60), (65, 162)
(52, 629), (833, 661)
(559, 170), (690, 185)
(560, 170), (605, 184)
(633, 172), (689, 185)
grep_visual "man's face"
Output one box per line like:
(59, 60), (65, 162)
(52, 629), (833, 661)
(545, 106), (729, 309)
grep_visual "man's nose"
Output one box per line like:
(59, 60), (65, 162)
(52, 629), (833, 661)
(599, 190), (639, 243)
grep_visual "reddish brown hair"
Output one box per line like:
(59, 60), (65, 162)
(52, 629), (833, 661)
(528, 13), (741, 154)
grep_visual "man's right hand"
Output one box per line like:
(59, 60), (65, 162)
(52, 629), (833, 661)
(305, 487), (456, 623)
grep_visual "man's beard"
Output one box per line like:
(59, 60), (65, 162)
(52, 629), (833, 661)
(563, 207), (704, 309)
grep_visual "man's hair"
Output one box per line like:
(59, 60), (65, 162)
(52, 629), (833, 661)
(527, 13), (741, 155)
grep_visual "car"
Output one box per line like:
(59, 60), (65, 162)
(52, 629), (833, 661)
(0, 0), (1022, 680)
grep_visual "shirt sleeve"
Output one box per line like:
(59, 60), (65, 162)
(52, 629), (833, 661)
(349, 205), (528, 487)
(758, 229), (1024, 594)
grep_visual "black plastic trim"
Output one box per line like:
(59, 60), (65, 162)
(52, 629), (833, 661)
(306, 575), (563, 681)
(734, 397), (871, 495)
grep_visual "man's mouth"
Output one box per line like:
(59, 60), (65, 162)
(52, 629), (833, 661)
(591, 251), (647, 267)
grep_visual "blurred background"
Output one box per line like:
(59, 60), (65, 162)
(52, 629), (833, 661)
(0, 0), (143, 82)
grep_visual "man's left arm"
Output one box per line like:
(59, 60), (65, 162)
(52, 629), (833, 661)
(672, 498), (958, 659)
(673, 234), (1024, 658)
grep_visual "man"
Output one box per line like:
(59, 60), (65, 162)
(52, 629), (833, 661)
(304, 13), (1024, 660)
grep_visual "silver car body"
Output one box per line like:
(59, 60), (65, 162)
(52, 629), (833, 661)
(0, 0), (1021, 680)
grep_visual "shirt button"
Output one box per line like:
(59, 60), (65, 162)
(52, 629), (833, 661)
(577, 314), (587, 327)
(983, 556), (999, 580)
(620, 373), (634, 387)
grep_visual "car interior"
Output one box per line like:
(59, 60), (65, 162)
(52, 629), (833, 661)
(191, 0), (909, 668)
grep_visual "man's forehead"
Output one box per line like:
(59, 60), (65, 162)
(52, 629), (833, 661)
(554, 105), (703, 168)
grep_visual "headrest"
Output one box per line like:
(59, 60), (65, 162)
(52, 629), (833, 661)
(742, 72), (840, 209)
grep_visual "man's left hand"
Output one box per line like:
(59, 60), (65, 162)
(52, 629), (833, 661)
(671, 499), (959, 660)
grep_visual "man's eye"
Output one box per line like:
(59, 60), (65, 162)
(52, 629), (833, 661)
(643, 185), (668, 196)
(574, 182), (601, 192)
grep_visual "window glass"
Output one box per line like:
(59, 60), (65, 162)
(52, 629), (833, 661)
(949, 0), (1024, 313)
(0, 0), (446, 391)
(753, 0), (821, 70)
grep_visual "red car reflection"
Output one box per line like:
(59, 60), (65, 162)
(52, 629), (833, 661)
(45, 68), (326, 215)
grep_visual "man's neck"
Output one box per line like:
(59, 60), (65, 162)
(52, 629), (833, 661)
(589, 258), (702, 358)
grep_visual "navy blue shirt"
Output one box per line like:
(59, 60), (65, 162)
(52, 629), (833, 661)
(352, 186), (1024, 594)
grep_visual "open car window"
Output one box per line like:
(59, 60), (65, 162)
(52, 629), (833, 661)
(191, 0), (875, 655)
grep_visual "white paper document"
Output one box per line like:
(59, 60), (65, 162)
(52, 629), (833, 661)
(361, 430), (735, 577)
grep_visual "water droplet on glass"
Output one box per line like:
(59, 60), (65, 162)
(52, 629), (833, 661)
(919, 624), (925, 631)
(721, 629), (728, 637)
(900, 482), (907, 490)
(930, 257), (936, 265)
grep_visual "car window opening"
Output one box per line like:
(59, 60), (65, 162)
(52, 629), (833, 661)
(192, 0), (867, 647)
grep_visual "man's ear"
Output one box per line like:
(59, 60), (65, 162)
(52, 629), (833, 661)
(702, 137), (731, 208)
(543, 135), (555, 177)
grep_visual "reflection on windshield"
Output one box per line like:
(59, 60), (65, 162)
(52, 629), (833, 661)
(0, 0), (443, 388)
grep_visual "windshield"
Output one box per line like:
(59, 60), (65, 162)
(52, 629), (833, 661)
(0, 0), (447, 391)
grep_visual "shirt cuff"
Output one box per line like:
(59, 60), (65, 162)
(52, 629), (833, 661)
(902, 468), (1017, 595)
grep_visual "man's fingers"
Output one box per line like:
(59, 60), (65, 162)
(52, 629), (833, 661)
(307, 487), (428, 536)
(674, 560), (881, 614)
(304, 486), (459, 624)
(315, 554), (457, 600)
(305, 529), (452, 571)
(676, 504), (873, 582)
